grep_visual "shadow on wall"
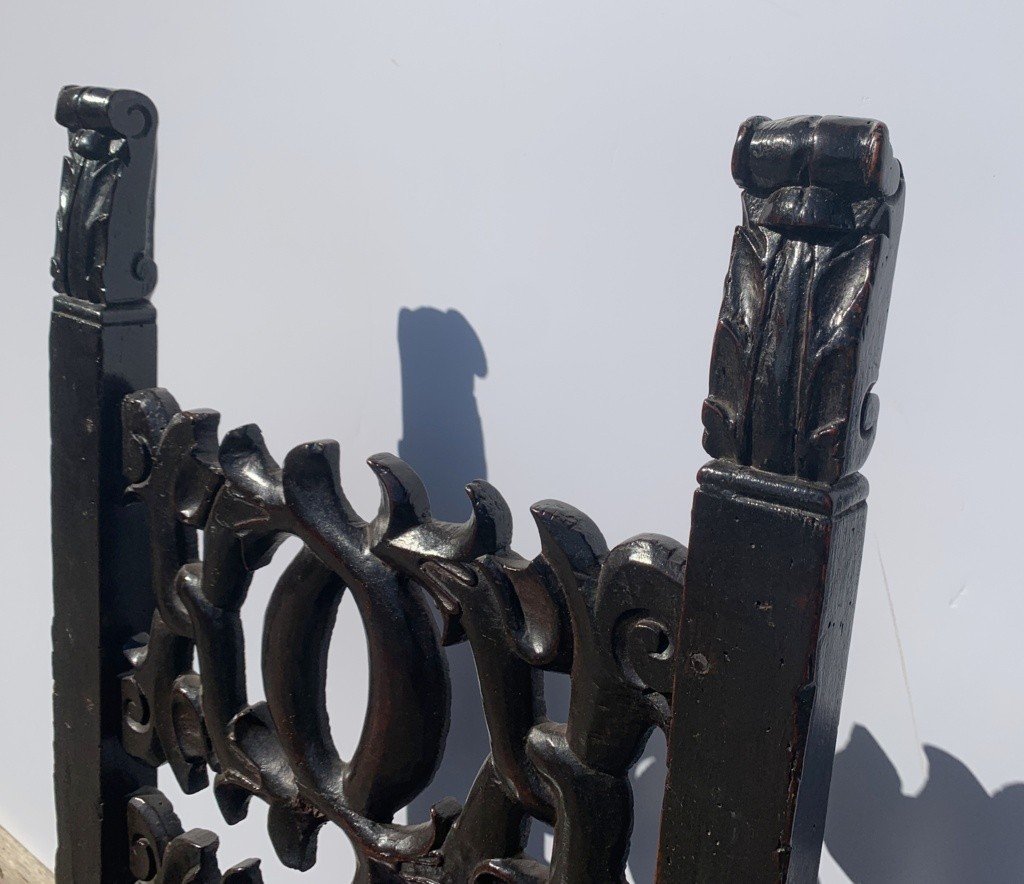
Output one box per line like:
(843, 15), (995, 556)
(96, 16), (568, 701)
(825, 725), (1024, 883)
(397, 307), (491, 827)
(397, 307), (487, 519)
(394, 316), (1024, 884)
(395, 307), (666, 879)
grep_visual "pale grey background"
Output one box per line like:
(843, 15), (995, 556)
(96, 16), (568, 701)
(2, 2), (1022, 881)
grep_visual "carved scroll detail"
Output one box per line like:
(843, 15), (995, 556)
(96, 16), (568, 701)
(126, 789), (262, 883)
(702, 115), (904, 484)
(71, 92), (905, 880)
(51, 85), (157, 304)
(120, 390), (683, 881)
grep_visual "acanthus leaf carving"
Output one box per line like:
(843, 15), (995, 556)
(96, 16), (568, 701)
(51, 85), (157, 304)
(704, 114), (904, 485)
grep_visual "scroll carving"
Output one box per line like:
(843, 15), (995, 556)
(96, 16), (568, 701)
(51, 85), (157, 304)
(41, 86), (904, 881)
(702, 115), (904, 484)
(119, 388), (683, 881)
(126, 789), (262, 883)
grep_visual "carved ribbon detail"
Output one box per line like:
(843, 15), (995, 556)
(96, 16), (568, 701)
(703, 115), (905, 484)
(120, 389), (683, 882)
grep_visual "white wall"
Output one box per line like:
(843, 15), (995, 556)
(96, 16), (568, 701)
(2, 2), (1022, 881)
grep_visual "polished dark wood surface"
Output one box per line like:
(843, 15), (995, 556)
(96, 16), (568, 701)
(50, 86), (159, 883)
(659, 115), (905, 884)
(48, 89), (904, 883)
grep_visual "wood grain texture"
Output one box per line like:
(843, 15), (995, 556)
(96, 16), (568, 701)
(0, 827), (53, 883)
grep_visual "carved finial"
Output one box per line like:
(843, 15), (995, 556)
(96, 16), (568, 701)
(51, 85), (158, 304)
(702, 115), (905, 484)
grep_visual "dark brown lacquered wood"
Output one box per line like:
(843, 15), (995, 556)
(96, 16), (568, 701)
(658, 116), (905, 884)
(48, 90), (904, 884)
(49, 85), (160, 883)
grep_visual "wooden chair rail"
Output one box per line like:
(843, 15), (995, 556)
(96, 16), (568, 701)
(47, 85), (905, 883)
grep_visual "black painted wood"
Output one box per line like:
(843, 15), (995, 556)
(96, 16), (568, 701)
(49, 85), (161, 883)
(47, 90), (905, 884)
(658, 116), (905, 883)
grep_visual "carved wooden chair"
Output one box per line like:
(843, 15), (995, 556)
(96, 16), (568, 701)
(47, 85), (904, 883)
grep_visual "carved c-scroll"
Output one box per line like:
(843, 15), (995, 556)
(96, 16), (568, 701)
(126, 789), (263, 884)
(118, 388), (685, 881)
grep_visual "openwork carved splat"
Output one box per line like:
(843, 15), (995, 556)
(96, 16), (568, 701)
(48, 87), (905, 884)
(119, 384), (682, 882)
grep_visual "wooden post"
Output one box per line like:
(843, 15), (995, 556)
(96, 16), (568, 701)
(49, 86), (159, 883)
(658, 116), (905, 883)
(44, 95), (905, 881)
(659, 465), (868, 882)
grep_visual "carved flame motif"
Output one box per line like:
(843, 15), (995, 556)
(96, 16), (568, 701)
(120, 388), (683, 883)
